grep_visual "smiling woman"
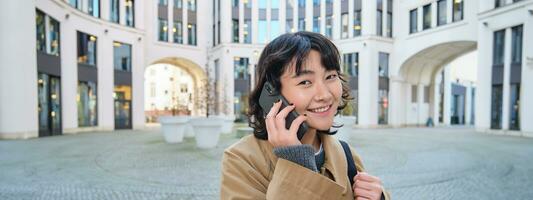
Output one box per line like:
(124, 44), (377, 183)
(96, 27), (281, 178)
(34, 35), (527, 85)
(220, 31), (390, 200)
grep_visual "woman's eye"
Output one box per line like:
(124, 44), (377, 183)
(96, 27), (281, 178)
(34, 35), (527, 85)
(298, 80), (312, 85)
(326, 74), (338, 80)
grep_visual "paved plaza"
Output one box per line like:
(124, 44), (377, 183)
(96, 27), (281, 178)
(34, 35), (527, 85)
(1, 126), (533, 200)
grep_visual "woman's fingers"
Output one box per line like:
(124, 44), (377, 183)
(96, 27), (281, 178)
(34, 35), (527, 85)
(288, 114), (307, 135)
(275, 103), (295, 129)
(265, 100), (282, 143)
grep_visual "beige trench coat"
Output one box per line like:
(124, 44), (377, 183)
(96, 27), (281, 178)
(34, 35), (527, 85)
(220, 134), (391, 200)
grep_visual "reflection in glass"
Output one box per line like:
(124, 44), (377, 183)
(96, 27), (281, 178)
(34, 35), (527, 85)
(378, 90), (389, 125)
(423, 4), (431, 30)
(36, 10), (46, 52)
(38, 73), (62, 136)
(77, 32), (97, 66)
(89, 0), (100, 18)
(113, 42), (132, 72)
(453, 0), (463, 22)
(114, 85), (132, 129)
(110, 0), (120, 23)
(174, 21), (183, 43)
(234, 57), (249, 80)
(159, 18), (168, 41)
(49, 17), (60, 56)
(78, 81), (98, 127)
(188, 23), (197, 45)
(125, 0), (134, 27)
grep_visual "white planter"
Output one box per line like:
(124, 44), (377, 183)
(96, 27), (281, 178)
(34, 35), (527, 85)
(214, 115), (235, 134)
(334, 115), (356, 142)
(191, 117), (224, 149)
(159, 116), (190, 143)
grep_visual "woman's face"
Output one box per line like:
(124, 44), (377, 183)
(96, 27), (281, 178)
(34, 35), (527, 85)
(279, 50), (342, 131)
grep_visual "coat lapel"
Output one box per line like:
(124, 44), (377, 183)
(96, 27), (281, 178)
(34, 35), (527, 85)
(321, 134), (351, 195)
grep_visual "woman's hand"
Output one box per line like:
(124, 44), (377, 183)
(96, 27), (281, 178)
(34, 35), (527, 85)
(353, 172), (383, 200)
(264, 100), (307, 148)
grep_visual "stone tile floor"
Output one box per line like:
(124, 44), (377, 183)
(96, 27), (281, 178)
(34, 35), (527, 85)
(1, 126), (532, 199)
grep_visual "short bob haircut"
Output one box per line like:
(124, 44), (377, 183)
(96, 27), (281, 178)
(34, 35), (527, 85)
(248, 31), (353, 140)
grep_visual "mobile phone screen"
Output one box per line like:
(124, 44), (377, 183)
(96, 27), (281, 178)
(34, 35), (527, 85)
(258, 82), (308, 140)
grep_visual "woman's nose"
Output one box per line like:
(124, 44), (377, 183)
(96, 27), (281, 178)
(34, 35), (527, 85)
(313, 82), (332, 101)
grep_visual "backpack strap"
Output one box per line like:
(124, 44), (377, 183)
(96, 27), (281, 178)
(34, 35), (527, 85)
(339, 140), (357, 188)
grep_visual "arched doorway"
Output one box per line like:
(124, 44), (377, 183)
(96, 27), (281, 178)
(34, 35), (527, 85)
(144, 57), (206, 123)
(397, 41), (477, 126)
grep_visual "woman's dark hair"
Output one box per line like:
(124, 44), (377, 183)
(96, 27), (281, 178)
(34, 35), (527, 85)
(248, 31), (353, 140)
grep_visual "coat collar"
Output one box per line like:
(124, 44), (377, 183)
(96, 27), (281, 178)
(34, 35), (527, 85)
(321, 134), (350, 195)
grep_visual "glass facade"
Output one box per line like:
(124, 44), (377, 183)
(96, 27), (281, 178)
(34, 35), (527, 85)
(89, 0), (100, 18)
(510, 25), (523, 130)
(232, 19), (239, 43)
(298, 0), (306, 31)
(114, 85), (132, 129)
(49, 17), (60, 56)
(376, 0), (383, 36)
(378, 52), (389, 77)
(409, 9), (417, 34)
(378, 89), (389, 124)
(453, 0), (463, 22)
(353, 0), (362, 37)
(286, 0), (295, 32)
(437, 0), (447, 26)
(78, 81), (98, 127)
(188, 23), (197, 45)
(125, 0), (134, 27)
(38, 73), (62, 136)
(386, 0), (392, 37)
(234, 57), (250, 121)
(36, 10), (46, 52)
(159, 18), (168, 41)
(423, 4), (431, 30)
(378, 52), (389, 125)
(491, 30), (505, 129)
(511, 25), (523, 64)
(258, 20), (267, 43)
(313, 0), (320, 33)
(271, 20), (280, 40)
(188, 0), (196, 11)
(110, 0), (120, 23)
(36, 10), (60, 56)
(173, 21), (183, 43)
(244, 19), (252, 43)
(343, 53), (358, 77)
(113, 42), (132, 72)
(341, 13), (349, 38)
(77, 32), (97, 66)
(495, 0), (505, 8)
(175, 0), (183, 8)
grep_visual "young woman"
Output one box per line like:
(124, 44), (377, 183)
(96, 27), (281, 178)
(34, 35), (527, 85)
(221, 31), (389, 200)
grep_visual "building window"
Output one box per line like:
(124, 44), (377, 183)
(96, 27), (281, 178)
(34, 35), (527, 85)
(493, 30), (505, 66)
(423, 4), (431, 30)
(298, 0), (306, 31)
(69, 0), (82, 10)
(495, 0), (505, 8)
(113, 42), (132, 72)
(386, 0), (392, 37)
(491, 85), (503, 129)
(232, 19), (239, 43)
(159, 0), (168, 6)
(313, 0), (320, 33)
(326, 16), (333, 37)
(36, 10), (46, 53)
(378, 89), (389, 124)
(409, 9), (417, 34)
(511, 25), (523, 65)
(424, 86), (430, 103)
(453, 0), (463, 22)
(159, 18), (168, 42)
(173, 21), (183, 43)
(188, 23), (196, 45)
(378, 52), (389, 77)
(110, 0), (120, 23)
(175, 0), (183, 8)
(78, 81), (98, 127)
(341, 13), (349, 38)
(437, 0), (447, 26)
(188, 0), (196, 11)
(77, 32), (97, 66)
(353, 0), (362, 37)
(88, 0), (100, 18)
(286, 0), (295, 32)
(259, 0), (267, 9)
(313, 17), (320, 33)
(125, 0), (134, 27)
(377, 0), (383, 36)
(343, 53), (358, 77)
(234, 57), (249, 80)
(258, 20), (267, 43)
(244, 19), (252, 43)
(36, 10), (60, 55)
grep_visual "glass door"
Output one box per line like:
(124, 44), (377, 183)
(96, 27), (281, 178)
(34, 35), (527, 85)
(114, 85), (132, 129)
(38, 73), (62, 136)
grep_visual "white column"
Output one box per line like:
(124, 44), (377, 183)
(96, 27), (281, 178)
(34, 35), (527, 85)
(332, 0), (340, 39)
(266, 0), (271, 41)
(98, 37), (114, 131)
(119, 0), (126, 25)
(60, 19), (79, 133)
(431, 2), (437, 28)
(251, 0), (258, 43)
(521, 10), (533, 133)
(389, 77), (406, 127)
(134, 0), (144, 29)
(417, 84), (425, 124)
(348, 0), (354, 38)
(361, 0), (376, 36)
(446, 0), (453, 24)
(101, 0), (110, 21)
(443, 66), (451, 125)
(306, 0), (312, 31)
(475, 22), (492, 131)
(320, 0), (326, 35)
(501, 28), (512, 130)
(358, 48), (378, 126)
(169, 0), (176, 43)
(433, 74), (442, 125)
(220, 0), (230, 44)
(465, 85), (472, 125)
(0, 0), (38, 138)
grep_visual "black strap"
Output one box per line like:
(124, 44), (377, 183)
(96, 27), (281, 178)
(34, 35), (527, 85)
(339, 140), (357, 188)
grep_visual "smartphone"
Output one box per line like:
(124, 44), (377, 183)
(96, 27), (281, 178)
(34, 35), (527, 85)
(258, 82), (309, 140)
